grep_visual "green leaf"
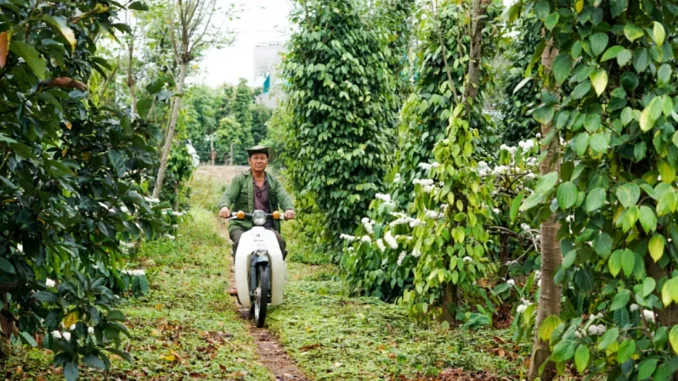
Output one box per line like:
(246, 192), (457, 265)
(617, 339), (635, 363)
(597, 327), (619, 350)
(657, 191), (678, 216)
(624, 23), (644, 42)
(535, 172), (558, 193)
(553, 54), (572, 85)
(9, 41), (46, 80)
(563, 250), (577, 269)
(40, 16), (77, 52)
(589, 133), (609, 154)
(19, 331), (37, 347)
(649, 234), (665, 262)
(609, 250), (622, 277)
(621, 249), (635, 277)
(617, 49), (632, 67)
(64, 362), (79, 381)
(658, 160), (676, 183)
(544, 12), (559, 31)
(557, 182), (578, 210)
(658, 64), (672, 85)
(670, 325), (678, 354)
(586, 188), (606, 214)
(83, 354), (107, 370)
(574, 345), (590, 373)
(590, 70), (608, 96)
(0, 257), (15, 274)
(652, 22), (666, 46)
(584, 114), (602, 133)
(610, 0), (628, 17)
(642, 277), (656, 297)
(616, 183), (640, 208)
(590, 33), (609, 57)
(610, 290), (631, 311)
(634, 49), (650, 73)
(673, 131), (678, 148)
(551, 339), (577, 361)
(663, 278), (678, 307)
(33, 291), (56, 303)
(533, 105), (555, 124)
(593, 233), (613, 257)
(538, 315), (562, 341)
(601, 46), (624, 61)
(572, 81), (592, 99)
(637, 358), (658, 380)
(639, 205), (658, 233)
(128, 1), (149, 11)
(107, 150), (126, 177)
(535, 0), (550, 20)
(510, 192), (524, 222)
(573, 133), (589, 156)
(520, 192), (545, 212)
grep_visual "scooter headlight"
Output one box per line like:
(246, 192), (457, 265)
(252, 210), (267, 226)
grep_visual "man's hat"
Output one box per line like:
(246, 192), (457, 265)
(246, 145), (270, 157)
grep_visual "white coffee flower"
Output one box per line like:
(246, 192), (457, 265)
(45, 278), (56, 288)
(463, 256), (473, 262)
(506, 279), (515, 286)
(393, 173), (401, 183)
(376, 239), (386, 253)
(361, 236), (371, 243)
(412, 248), (421, 258)
(144, 197), (160, 203)
(375, 193), (391, 203)
(587, 324), (607, 335)
(51, 330), (62, 339)
(340, 234), (356, 242)
(418, 163), (433, 171)
(17, 244), (24, 253)
(630, 303), (640, 312)
(521, 223), (531, 232)
(165, 234), (176, 240)
(69, 324), (76, 331)
(493, 208), (501, 214)
(517, 304), (528, 313)
(62, 332), (71, 341)
(384, 231), (398, 249)
(397, 251), (407, 266)
(88, 327), (95, 334)
(643, 309), (656, 323)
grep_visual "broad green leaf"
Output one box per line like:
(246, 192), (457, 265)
(601, 46), (624, 61)
(637, 359), (658, 380)
(64, 362), (79, 381)
(0, 257), (15, 274)
(544, 12), (559, 31)
(597, 328), (619, 350)
(584, 114), (601, 133)
(670, 325), (678, 354)
(19, 331), (37, 347)
(535, 0), (550, 19)
(563, 250), (577, 268)
(657, 191), (678, 216)
(590, 33), (609, 57)
(586, 188), (606, 213)
(533, 105), (554, 124)
(663, 278), (678, 306)
(673, 131), (678, 148)
(535, 172), (558, 193)
(573, 133), (590, 156)
(589, 133), (609, 154)
(663, 96), (673, 117)
(551, 339), (577, 361)
(658, 64), (672, 85)
(572, 81), (592, 99)
(610, 290), (630, 311)
(40, 16), (76, 52)
(610, 0), (628, 17)
(617, 49), (632, 66)
(622, 206), (639, 232)
(83, 354), (106, 370)
(609, 250), (622, 277)
(649, 234), (665, 262)
(538, 315), (562, 341)
(653, 22), (666, 46)
(575, 0), (584, 13)
(553, 54), (572, 85)
(616, 183), (640, 208)
(639, 205), (657, 233)
(621, 107), (633, 125)
(624, 23), (644, 42)
(642, 277), (656, 297)
(593, 233), (613, 257)
(510, 192), (524, 222)
(590, 70), (608, 96)
(617, 339), (635, 363)
(107, 150), (126, 177)
(557, 182), (578, 210)
(128, 1), (150, 10)
(9, 41), (46, 80)
(621, 249), (635, 277)
(658, 160), (676, 183)
(634, 49), (650, 73)
(574, 345), (590, 373)
(520, 192), (545, 212)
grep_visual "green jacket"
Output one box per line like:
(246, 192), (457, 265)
(218, 169), (294, 233)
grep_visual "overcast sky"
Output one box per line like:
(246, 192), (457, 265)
(190, 0), (516, 88)
(189, 0), (293, 87)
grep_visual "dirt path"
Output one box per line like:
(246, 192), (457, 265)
(202, 165), (309, 381)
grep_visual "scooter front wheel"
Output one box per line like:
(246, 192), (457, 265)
(252, 264), (270, 328)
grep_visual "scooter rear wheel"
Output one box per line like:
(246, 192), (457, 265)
(253, 264), (270, 328)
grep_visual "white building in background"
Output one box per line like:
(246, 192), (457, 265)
(253, 41), (286, 108)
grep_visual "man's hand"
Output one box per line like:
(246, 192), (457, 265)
(219, 207), (231, 218)
(284, 210), (295, 220)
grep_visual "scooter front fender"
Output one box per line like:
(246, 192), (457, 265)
(234, 227), (286, 307)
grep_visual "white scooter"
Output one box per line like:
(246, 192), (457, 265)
(226, 210), (287, 327)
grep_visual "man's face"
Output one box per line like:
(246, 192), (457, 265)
(248, 153), (268, 172)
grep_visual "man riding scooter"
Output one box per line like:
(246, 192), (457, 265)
(218, 145), (295, 296)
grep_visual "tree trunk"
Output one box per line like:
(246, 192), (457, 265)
(465, 0), (490, 101)
(210, 135), (215, 166)
(229, 143), (234, 165)
(152, 59), (188, 199)
(126, 37), (137, 115)
(528, 38), (561, 381)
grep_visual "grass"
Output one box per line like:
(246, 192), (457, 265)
(266, 264), (524, 381)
